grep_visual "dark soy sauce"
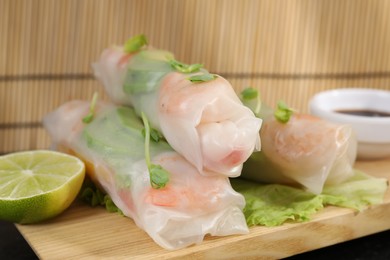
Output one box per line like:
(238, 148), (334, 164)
(335, 109), (390, 117)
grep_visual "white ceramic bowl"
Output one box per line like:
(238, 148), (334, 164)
(309, 88), (390, 160)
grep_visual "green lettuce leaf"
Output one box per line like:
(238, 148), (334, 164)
(231, 179), (324, 226)
(79, 177), (123, 215)
(123, 49), (174, 95)
(231, 170), (388, 227)
(321, 170), (388, 211)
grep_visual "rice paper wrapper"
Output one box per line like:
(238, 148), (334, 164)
(43, 100), (248, 250)
(242, 113), (358, 194)
(92, 46), (262, 177)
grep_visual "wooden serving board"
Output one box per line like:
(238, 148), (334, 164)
(17, 159), (390, 259)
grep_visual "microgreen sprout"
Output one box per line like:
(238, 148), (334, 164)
(124, 34), (148, 53)
(142, 127), (164, 143)
(188, 73), (217, 83)
(82, 92), (99, 124)
(141, 112), (170, 189)
(240, 87), (261, 116)
(169, 59), (203, 73)
(274, 101), (294, 123)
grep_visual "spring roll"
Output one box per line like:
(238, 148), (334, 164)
(92, 37), (262, 177)
(241, 113), (358, 194)
(43, 100), (248, 250)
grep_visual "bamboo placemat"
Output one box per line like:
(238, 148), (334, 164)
(1, 0), (390, 154)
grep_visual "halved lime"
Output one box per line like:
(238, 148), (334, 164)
(0, 150), (85, 224)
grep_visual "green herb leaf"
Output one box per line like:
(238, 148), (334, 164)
(188, 73), (217, 83)
(82, 92), (99, 124)
(240, 87), (261, 116)
(169, 59), (203, 73)
(124, 34), (148, 53)
(150, 128), (163, 142)
(149, 164), (170, 189)
(274, 101), (294, 123)
(241, 87), (258, 100)
(141, 127), (164, 142)
(82, 114), (94, 124)
(141, 112), (170, 189)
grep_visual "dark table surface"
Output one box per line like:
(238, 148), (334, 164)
(1, 219), (389, 260)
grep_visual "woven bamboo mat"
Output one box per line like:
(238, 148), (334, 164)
(1, 0), (390, 154)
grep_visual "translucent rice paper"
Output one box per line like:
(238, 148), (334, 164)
(43, 100), (248, 250)
(92, 46), (262, 177)
(241, 114), (358, 194)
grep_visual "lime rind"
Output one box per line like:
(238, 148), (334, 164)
(0, 150), (85, 224)
(0, 194), (48, 223)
